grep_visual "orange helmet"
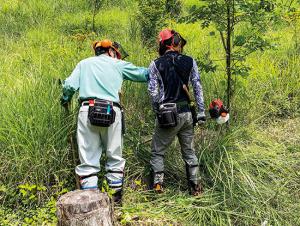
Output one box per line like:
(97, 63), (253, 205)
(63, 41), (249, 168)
(92, 39), (122, 59)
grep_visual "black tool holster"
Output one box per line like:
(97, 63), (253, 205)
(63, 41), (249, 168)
(88, 99), (116, 127)
(157, 103), (178, 128)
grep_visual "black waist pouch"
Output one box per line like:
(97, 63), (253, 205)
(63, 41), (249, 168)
(88, 99), (116, 127)
(157, 103), (178, 128)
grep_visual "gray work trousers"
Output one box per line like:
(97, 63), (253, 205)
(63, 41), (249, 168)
(75, 105), (124, 190)
(150, 112), (200, 184)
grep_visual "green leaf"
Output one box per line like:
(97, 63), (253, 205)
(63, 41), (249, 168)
(20, 189), (27, 197)
(29, 194), (36, 200)
(0, 185), (7, 192)
(134, 180), (142, 186)
(234, 35), (246, 47)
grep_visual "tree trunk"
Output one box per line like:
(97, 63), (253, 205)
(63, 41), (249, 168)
(92, 0), (96, 32)
(226, 1), (232, 111)
(57, 190), (114, 226)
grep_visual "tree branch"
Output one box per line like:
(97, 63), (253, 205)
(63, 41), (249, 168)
(219, 31), (227, 53)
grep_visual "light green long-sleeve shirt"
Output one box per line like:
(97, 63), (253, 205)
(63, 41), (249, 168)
(61, 54), (149, 104)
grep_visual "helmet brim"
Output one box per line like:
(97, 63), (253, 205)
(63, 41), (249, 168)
(113, 42), (129, 60)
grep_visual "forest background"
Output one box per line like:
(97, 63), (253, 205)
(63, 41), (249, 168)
(0, 0), (300, 225)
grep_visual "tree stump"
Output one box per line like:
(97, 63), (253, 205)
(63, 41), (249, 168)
(57, 190), (114, 226)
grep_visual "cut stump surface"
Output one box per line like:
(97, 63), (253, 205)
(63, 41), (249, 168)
(57, 190), (114, 226)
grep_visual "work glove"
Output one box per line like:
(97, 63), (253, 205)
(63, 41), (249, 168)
(197, 112), (206, 124)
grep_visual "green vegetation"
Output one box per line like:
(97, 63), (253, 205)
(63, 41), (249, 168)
(0, 0), (299, 225)
(183, 0), (277, 109)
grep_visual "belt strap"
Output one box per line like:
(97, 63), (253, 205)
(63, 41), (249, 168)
(81, 99), (122, 109)
(176, 101), (189, 107)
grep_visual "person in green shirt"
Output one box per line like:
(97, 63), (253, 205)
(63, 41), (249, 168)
(61, 39), (148, 203)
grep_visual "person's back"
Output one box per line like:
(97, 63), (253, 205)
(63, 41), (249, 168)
(61, 39), (148, 204)
(148, 29), (205, 196)
(63, 51), (148, 104)
(153, 51), (194, 105)
(78, 55), (123, 102)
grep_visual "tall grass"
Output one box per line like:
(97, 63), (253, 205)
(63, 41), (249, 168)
(122, 119), (300, 225)
(0, 0), (299, 225)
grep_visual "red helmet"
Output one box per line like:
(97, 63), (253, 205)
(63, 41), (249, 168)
(158, 28), (187, 47)
(159, 29), (173, 44)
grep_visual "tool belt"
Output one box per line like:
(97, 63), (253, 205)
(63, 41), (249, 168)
(83, 99), (116, 127)
(157, 103), (178, 128)
(176, 101), (190, 113)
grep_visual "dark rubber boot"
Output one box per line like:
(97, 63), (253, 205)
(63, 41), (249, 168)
(153, 183), (164, 193)
(185, 164), (203, 196)
(188, 181), (203, 196)
(112, 189), (123, 206)
(152, 171), (164, 193)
